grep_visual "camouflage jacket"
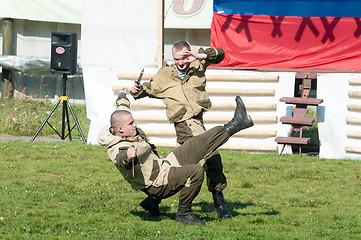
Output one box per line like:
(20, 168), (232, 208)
(131, 47), (225, 123)
(98, 94), (180, 190)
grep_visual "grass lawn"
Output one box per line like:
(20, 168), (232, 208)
(1, 140), (360, 239)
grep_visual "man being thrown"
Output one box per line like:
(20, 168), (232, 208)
(98, 93), (253, 225)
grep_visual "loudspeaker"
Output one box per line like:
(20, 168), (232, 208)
(50, 32), (77, 74)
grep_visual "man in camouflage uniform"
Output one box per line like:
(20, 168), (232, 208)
(98, 92), (253, 225)
(131, 41), (233, 218)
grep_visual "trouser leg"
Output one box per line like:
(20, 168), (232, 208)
(174, 165), (204, 204)
(144, 165), (205, 225)
(175, 118), (228, 192)
(144, 164), (204, 204)
(203, 152), (227, 192)
(172, 125), (232, 219)
(171, 126), (230, 166)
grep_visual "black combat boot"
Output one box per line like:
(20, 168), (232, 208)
(212, 191), (232, 219)
(224, 96), (254, 135)
(140, 196), (166, 217)
(175, 202), (205, 225)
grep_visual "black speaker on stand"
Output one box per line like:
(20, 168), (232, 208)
(30, 32), (86, 143)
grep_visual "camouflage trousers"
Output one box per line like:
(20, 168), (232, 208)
(174, 116), (227, 192)
(143, 126), (230, 204)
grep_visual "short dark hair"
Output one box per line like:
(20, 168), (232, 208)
(110, 110), (131, 130)
(172, 40), (191, 52)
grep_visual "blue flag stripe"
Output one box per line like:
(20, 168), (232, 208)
(214, 0), (361, 17)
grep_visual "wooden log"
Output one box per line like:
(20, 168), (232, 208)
(206, 88), (275, 96)
(220, 144), (278, 151)
(112, 86), (275, 97)
(130, 101), (165, 109)
(129, 101), (277, 111)
(345, 146), (361, 154)
(346, 117), (361, 125)
(347, 131), (361, 139)
(133, 115), (165, 123)
(117, 73), (154, 80)
(143, 130), (175, 137)
(204, 74), (279, 82)
(116, 73), (279, 82)
(245, 103), (277, 111)
(133, 115), (278, 124)
(143, 129), (277, 138)
(203, 115), (278, 124)
(150, 140), (278, 151)
(347, 104), (361, 111)
(348, 78), (361, 85)
(210, 103), (277, 111)
(348, 91), (361, 98)
(209, 103), (256, 111)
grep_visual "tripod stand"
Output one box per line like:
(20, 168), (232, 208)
(30, 73), (86, 143)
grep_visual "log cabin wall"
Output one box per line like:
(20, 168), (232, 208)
(345, 77), (361, 154)
(115, 69), (297, 152)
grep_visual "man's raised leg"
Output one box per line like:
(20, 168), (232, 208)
(172, 95), (253, 165)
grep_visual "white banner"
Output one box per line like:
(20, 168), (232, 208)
(81, 0), (158, 144)
(164, 0), (213, 28)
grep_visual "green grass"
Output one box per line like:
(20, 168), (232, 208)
(0, 97), (89, 139)
(1, 141), (360, 239)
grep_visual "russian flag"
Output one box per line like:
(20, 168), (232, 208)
(211, 0), (361, 70)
